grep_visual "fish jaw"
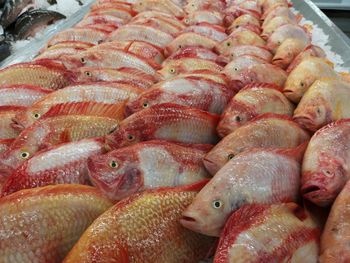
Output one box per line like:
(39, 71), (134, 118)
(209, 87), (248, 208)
(203, 155), (221, 176)
(293, 114), (321, 132)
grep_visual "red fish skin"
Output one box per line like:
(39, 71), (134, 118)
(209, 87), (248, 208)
(1, 138), (107, 196)
(106, 103), (220, 149)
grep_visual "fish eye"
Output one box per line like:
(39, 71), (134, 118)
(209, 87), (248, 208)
(178, 44), (182, 49)
(184, 18), (190, 24)
(226, 42), (231, 47)
(33, 113), (41, 119)
(191, 3), (195, 7)
(300, 82), (305, 87)
(84, 71), (92, 77)
(316, 108), (321, 115)
(20, 151), (30, 159)
(227, 153), (235, 160)
(109, 160), (118, 168)
(323, 170), (332, 177)
(212, 200), (223, 209)
(235, 25), (239, 28)
(234, 67), (238, 71)
(235, 116), (241, 122)
(169, 68), (176, 74)
(80, 57), (86, 64)
(127, 134), (135, 141)
(142, 102), (149, 108)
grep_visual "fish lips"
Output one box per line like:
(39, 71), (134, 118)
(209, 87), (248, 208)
(202, 157), (220, 176)
(293, 114), (319, 132)
(301, 182), (336, 207)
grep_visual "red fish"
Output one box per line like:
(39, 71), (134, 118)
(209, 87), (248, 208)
(0, 85), (51, 107)
(0, 106), (24, 139)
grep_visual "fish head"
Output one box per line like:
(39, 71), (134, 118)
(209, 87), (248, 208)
(181, 178), (236, 237)
(87, 151), (143, 201)
(59, 54), (85, 69)
(272, 38), (306, 69)
(156, 61), (182, 80)
(125, 90), (160, 116)
(106, 121), (144, 150)
(217, 101), (255, 137)
(301, 153), (347, 206)
(164, 38), (185, 57)
(215, 34), (240, 56)
(13, 105), (50, 130)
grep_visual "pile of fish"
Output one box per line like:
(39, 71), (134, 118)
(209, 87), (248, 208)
(0, 0), (350, 262)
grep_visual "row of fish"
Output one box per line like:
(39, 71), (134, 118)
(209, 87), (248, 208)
(0, 0), (350, 262)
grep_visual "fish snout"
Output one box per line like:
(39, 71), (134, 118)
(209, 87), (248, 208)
(293, 114), (318, 132)
(203, 157), (220, 176)
(181, 209), (221, 237)
(272, 57), (288, 69)
(216, 55), (230, 66)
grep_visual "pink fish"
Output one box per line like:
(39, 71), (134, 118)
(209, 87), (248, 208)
(125, 75), (235, 115)
(1, 138), (106, 196)
(106, 103), (220, 149)
(224, 1), (261, 26)
(77, 14), (125, 28)
(214, 203), (320, 263)
(132, 0), (185, 18)
(217, 45), (272, 64)
(167, 47), (219, 63)
(227, 14), (261, 35)
(88, 140), (211, 200)
(205, 113), (310, 174)
(261, 15), (298, 40)
(301, 119), (350, 207)
(0, 139), (14, 155)
(183, 10), (224, 26)
(0, 106), (24, 139)
(183, 23), (228, 42)
(0, 85), (51, 107)
(181, 145), (304, 236)
(217, 83), (294, 137)
(262, 6), (299, 28)
(184, 0), (225, 13)
(130, 16), (183, 35)
(287, 45), (326, 73)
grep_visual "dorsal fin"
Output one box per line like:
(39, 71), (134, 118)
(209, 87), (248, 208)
(273, 142), (309, 163)
(41, 101), (126, 120)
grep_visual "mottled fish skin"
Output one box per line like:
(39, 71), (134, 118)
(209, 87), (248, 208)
(261, 15), (297, 40)
(106, 103), (220, 149)
(88, 140), (212, 201)
(182, 23), (228, 42)
(217, 45), (272, 64)
(301, 119), (350, 207)
(181, 146), (303, 236)
(132, 0), (185, 18)
(183, 10), (224, 26)
(0, 84), (51, 107)
(214, 203), (320, 263)
(0, 106), (24, 139)
(205, 113), (310, 175)
(184, 0), (225, 13)
(63, 183), (216, 263)
(217, 83), (294, 137)
(1, 138), (106, 196)
(125, 75), (235, 115)
(0, 184), (113, 263)
(320, 180), (350, 262)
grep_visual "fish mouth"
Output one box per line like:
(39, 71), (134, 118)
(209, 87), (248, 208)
(202, 157), (219, 176)
(293, 115), (318, 132)
(260, 33), (269, 40)
(301, 183), (335, 207)
(11, 117), (25, 131)
(180, 210), (221, 237)
(283, 89), (301, 103)
(272, 57), (288, 69)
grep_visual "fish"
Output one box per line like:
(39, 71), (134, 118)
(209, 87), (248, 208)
(215, 28), (266, 55)
(73, 67), (155, 88)
(88, 6), (134, 22)
(14, 82), (142, 129)
(108, 24), (174, 47)
(217, 83), (294, 137)
(181, 146), (304, 236)
(157, 58), (223, 79)
(0, 106), (23, 139)
(267, 24), (310, 53)
(205, 113), (310, 175)
(0, 84), (51, 107)
(88, 140), (212, 200)
(164, 33), (218, 57)
(125, 75), (235, 115)
(1, 138), (106, 196)
(226, 14), (261, 35)
(0, 184), (113, 263)
(167, 47), (219, 63)
(35, 46), (88, 60)
(182, 23), (228, 42)
(48, 28), (109, 47)
(301, 119), (350, 207)
(0, 60), (74, 89)
(43, 40), (95, 50)
(106, 103), (219, 149)
(77, 14), (125, 28)
(0, 102), (123, 176)
(286, 45), (326, 73)
(272, 38), (309, 69)
(130, 16), (183, 35)
(214, 203), (320, 263)
(0, 0), (32, 28)
(62, 182), (215, 263)
(183, 10), (224, 26)
(132, 0), (185, 18)
(283, 57), (338, 103)
(320, 180), (350, 262)
(62, 49), (159, 74)
(223, 1), (261, 26)
(130, 11), (185, 30)
(0, 139), (14, 154)
(13, 9), (66, 40)
(262, 6), (299, 28)
(217, 45), (273, 64)
(261, 15), (298, 40)
(262, 0), (290, 13)
(184, 0), (225, 13)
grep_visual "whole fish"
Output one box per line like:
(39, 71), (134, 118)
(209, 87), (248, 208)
(88, 140), (211, 200)
(227, 14), (261, 35)
(217, 45), (272, 64)
(267, 24), (310, 53)
(301, 119), (350, 207)
(125, 75), (234, 115)
(130, 16), (183, 35)
(0, 106), (23, 139)
(164, 32), (218, 57)
(73, 67), (156, 88)
(294, 78), (350, 132)
(0, 184), (113, 263)
(0, 60), (74, 89)
(217, 83), (294, 137)
(287, 45), (326, 73)
(106, 103), (219, 149)
(0, 84), (51, 107)
(214, 203), (320, 263)
(15, 82), (142, 129)
(283, 57), (338, 103)
(1, 138), (106, 196)
(262, 6), (299, 28)
(157, 58), (223, 79)
(215, 28), (266, 55)
(261, 15), (297, 40)
(63, 183), (215, 263)
(0, 0), (32, 28)
(272, 38), (309, 69)
(132, 0), (185, 17)
(183, 10), (224, 26)
(108, 24), (174, 47)
(205, 113), (309, 174)
(167, 47), (219, 62)
(320, 180), (350, 262)
(0, 103), (123, 176)
(181, 146), (303, 236)
(48, 28), (109, 47)
(183, 23), (228, 42)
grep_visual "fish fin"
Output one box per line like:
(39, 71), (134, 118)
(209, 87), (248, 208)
(273, 142), (308, 163)
(0, 106), (26, 113)
(41, 101), (126, 120)
(241, 82), (283, 92)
